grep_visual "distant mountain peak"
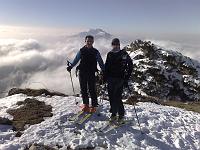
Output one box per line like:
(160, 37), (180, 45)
(71, 28), (112, 39)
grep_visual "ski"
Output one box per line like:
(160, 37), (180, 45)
(76, 113), (93, 125)
(105, 121), (130, 133)
(68, 111), (85, 121)
(96, 121), (114, 133)
(76, 106), (100, 125)
(97, 120), (133, 134)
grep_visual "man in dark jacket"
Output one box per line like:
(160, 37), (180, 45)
(105, 38), (133, 123)
(67, 35), (104, 113)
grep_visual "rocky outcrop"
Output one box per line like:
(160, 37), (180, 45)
(0, 117), (12, 125)
(6, 98), (53, 131)
(8, 88), (67, 97)
(26, 143), (58, 150)
(124, 40), (200, 101)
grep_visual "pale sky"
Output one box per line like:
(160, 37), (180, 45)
(0, 0), (199, 38)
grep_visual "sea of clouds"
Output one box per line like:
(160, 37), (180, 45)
(0, 34), (114, 97)
(0, 30), (199, 98)
(148, 39), (200, 60)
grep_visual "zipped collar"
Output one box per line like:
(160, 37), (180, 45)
(111, 48), (121, 53)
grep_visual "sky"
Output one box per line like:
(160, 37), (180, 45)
(0, 0), (200, 37)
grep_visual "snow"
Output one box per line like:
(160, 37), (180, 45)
(0, 94), (27, 120)
(0, 94), (200, 150)
(125, 40), (200, 101)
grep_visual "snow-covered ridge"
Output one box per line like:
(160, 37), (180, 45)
(0, 94), (200, 149)
(70, 28), (112, 39)
(124, 40), (200, 101)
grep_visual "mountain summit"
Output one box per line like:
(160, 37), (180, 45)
(125, 40), (200, 101)
(71, 28), (112, 39)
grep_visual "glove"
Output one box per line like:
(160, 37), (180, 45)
(67, 66), (72, 72)
(101, 71), (107, 83)
(123, 80), (129, 88)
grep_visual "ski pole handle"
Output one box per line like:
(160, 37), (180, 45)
(67, 60), (72, 66)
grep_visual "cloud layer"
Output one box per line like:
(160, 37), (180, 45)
(0, 35), (114, 97)
(0, 31), (199, 98)
(148, 39), (200, 61)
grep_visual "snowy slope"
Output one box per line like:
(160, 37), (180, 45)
(124, 40), (200, 101)
(70, 28), (112, 39)
(0, 94), (200, 150)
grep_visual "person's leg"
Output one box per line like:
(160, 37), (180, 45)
(107, 78), (118, 116)
(88, 73), (98, 107)
(111, 78), (125, 117)
(116, 80), (125, 117)
(79, 72), (89, 105)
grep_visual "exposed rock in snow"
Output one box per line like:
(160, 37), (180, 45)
(28, 143), (57, 150)
(6, 98), (53, 132)
(124, 40), (200, 101)
(8, 88), (67, 97)
(0, 117), (12, 125)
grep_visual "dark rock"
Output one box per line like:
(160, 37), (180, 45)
(7, 98), (53, 131)
(15, 131), (23, 137)
(28, 143), (57, 150)
(8, 88), (67, 97)
(0, 117), (12, 125)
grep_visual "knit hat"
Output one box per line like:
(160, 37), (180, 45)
(111, 38), (120, 45)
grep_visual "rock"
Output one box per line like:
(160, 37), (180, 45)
(0, 117), (12, 125)
(8, 88), (67, 97)
(124, 40), (200, 101)
(7, 98), (53, 131)
(29, 143), (57, 150)
(15, 131), (23, 137)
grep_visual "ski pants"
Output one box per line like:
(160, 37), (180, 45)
(107, 77), (125, 116)
(79, 71), (98, 107)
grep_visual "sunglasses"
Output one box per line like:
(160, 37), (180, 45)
(112, 43), (120, 46)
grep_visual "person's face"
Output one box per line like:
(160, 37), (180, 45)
(85, 38), (94, 48)
(112, 44), (120, 49)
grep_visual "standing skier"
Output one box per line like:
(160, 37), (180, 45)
(67, 35), (104, 113)
(105, 38), (133, 123)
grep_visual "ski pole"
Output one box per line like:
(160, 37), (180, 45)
(99, 83), (106, 104)
(67, 61), (78, 105)
(127, 86), (143, 134)
(123, 51), (143, 134)
(133, 102), (142, 133)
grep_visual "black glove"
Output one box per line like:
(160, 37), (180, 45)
(123, 80), (129, 88)
(67, 66), (72, 72)
(102, 72), (107, 83)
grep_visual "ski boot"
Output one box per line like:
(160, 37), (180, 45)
(80, 104), (90, 112)
(109, 114), (117, 123)
(89, 107), (97, 113)
(117, 115), (125, 125)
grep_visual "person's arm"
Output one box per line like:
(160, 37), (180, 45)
(96, 51), (105, 71)
(127, 54), (133, 78)
(71, 51), (81, 68)
(104, 52), (110, 74)
(103, 53), (110, 82)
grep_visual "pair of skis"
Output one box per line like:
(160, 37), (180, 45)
(69, 111), (137, 135)
(69, 105), (101, 125)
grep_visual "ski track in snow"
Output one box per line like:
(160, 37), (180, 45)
(0, 94), (200, 150)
